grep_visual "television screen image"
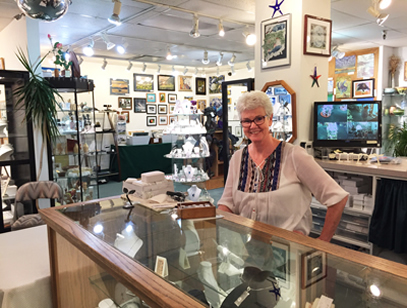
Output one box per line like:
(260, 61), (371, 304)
(313, 101), (381, 148)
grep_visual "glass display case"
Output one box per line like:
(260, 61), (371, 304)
(41, 196), (407, 308)
(0, 70), (36, 233)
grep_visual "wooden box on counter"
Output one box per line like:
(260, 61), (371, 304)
(177, 201), (216, 219)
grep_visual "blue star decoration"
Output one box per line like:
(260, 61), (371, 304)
(310, 66), (321, 87)
(269, 281), (281, 301)
(269, 0), (285, 18)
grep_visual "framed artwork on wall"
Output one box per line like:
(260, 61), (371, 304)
(261, 14), (291, 69)
(301, 250), (327, 289)
(168, 93), (177, 103)
(196, 77), (206, 95)
(303, 14), (332, 57)
(118, 97), (132, 110)
(146, 104), (156, 114)
(169, 115), (176, 124)
(146, 93), (156, 102)
(169, 105), (175, 114)
(178, 76), (193, 91)
(404, 62), (407, 81)
(352, 79), (375, 98)
(120, 111), (130, 123)
(335, 76), (352, 99)
(235, 126), (242, 137)
(159, 92), (166, 103)
(110, 79), (130, 95)
(0, 58), (4, 70)
(159, 116), (168, 125)
(146, 116), (157, 126)
(134, 98), (146, 113)
(158, 104), (167, 114)
(209, 75), (224, 94)
(158, 75), (175, 91)
(133, 74), (154, 92)
(197, 99), (206, 111)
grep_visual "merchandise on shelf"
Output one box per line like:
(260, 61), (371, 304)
(123, 171), (174, 199)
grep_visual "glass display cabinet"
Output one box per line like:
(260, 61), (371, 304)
(262, 80), (297, 144)
(40, 196), (407, 308)
(0, 70), (36, 233)
(46, 77), (99, 204)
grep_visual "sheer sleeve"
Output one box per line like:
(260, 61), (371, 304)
(217, 151), (240, 211)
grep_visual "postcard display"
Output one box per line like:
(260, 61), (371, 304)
(163, 100), (212, 202)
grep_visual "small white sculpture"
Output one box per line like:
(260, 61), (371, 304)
(200, 136), (210, 157)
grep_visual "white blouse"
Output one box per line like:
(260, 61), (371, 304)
(218, 142), (348, 235)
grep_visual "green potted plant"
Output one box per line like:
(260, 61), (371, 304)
(387, 122), (407, 157)
(13, 47), (63, 179)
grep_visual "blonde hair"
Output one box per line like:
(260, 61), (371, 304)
(236, 90), (273, 119)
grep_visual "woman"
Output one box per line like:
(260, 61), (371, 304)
(218, 91), (348, 242)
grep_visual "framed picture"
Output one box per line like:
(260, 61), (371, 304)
(158, 104), (167, 114)
(169, 105), (175, 114)
(196, 77), (206, 95)
(197, 99), (206, 111)
(353, 79), (375, 98)
(146, 104), (156, 114)
(159, 92), (166, 103)
(261, 14), (291, 69)
(303, 14), (332, 57)
(159, 116), (168, 125)
(0, 58), (4, 70)
(158, 75), (175, 91)
(209, 75), (225, 94)
(335, 76), (352, 99)
(146, 93), (156, 102)
(146, 116), (157, 127)
(118, 97), (132, 110)
(271, 241), (290, 289)
(178, 76), (193, 91)
(110, 79), (129, 95)
(134, 98), (146, 113)
(301, 250), (327, 289)
(235, 126), (242, 137)
(404, 62), (407, 81)
(133, 73), (154, 92)
(169, 115), (176, 124)
(120, 111), (130, 123)
(168, 93), (177, 103)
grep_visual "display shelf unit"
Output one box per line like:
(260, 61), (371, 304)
(382, 92), (406, 155)
(0, 70), (36, 233)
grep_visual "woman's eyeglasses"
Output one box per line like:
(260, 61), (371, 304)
(240, 116), (266, 127)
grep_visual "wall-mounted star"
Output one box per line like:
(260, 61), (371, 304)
(269, 0), (285, 18)
(310, 66), (321, 87)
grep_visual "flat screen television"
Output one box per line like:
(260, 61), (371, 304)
(313, 101), (382, 148)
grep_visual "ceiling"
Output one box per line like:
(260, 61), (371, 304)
(0, 0), (406, 69)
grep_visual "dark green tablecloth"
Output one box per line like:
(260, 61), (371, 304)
(111, 143), (172, 180)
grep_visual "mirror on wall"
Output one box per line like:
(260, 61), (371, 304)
(261, 80), (297, 143)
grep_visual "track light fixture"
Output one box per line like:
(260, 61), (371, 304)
(243, 27), (256, 46)
(78, 56), (84, 65)
(101, 32), (115, 50)
(116, 42), (127, 54)
(166, 46), (173, 60)
(216, 52), (223, 66)
(183, 66), (188, 75)
(367, 0), (390, 26)
(83, 38), (94, 57)
(108, 0), (122, 26)
(246, 61), (252, 72)
(126, 61), (132, 71)
(202, 50), (210, 65)
(201, 69), (206, 77)
(216, 67), (220, 76)
(218, 20), (225, 37)
(194, 67), (199, 76)
(228, 53), (236, 66)
(101, 58), (107, 70)
(189, 14), (200, 38)
(231, 66), (236, 75)
(378, 0), (391, 9)
(141, 62), (147, 72)
(330, 45), (345, 61)
(172, 65), (178, 75)
(157, 65), (161, 74)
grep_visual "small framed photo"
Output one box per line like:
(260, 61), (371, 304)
(146, 93), (156, 103)
(235, 126), (242, 137)
(110, 79), (129, 95)
(134, 98), (146, 113)
(146, 116), (157, 127)
(303, 14), (332, 57)
(168, 93), (177, 104)
(196, 77), (206, 95)
(261, 14), (291, 69)
(169, 105), (175, 114)
(159, 92), (166, 103)
(146, 104), (156, 114)
(197, 99), (206, 111)
(134, 73), (154, 92)
(158, 104), (167, 114)
(352, 79), (375, 98)
(169, 115), (176, 124)
(158, 74), (175, 91)
(301, 250), (327, 289)
(118, 97), (132, 110)
(178, 76), (193, 91)
(159, 115), (168, 125)
(120, 111), (130, 123)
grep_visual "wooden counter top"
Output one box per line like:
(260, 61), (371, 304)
(315, 157), (407, 180)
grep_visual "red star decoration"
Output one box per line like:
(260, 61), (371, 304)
(310, 66), (321, 87)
